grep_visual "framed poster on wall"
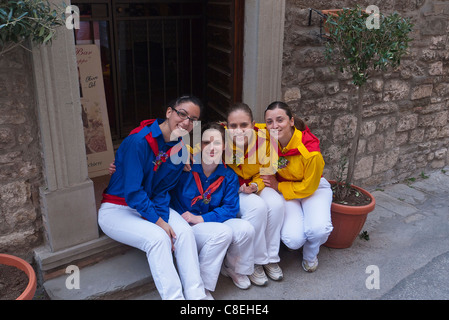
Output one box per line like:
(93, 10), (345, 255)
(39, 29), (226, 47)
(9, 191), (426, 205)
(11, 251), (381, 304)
(76, 44), (114, 178)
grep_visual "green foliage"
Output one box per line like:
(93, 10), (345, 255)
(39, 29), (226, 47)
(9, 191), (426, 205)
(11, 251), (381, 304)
(324, 6), (413, 87)
(0, 0), (64, 55)
(325, 7), (413, 200)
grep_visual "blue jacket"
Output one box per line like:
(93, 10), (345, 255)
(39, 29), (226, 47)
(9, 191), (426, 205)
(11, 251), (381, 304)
(170, 163), (240, 223)
(105, 119), (188, 223)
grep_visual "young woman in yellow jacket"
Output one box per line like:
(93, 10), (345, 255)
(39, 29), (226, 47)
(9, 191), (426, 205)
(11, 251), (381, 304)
(223, 103), (285, 287)
(262, 101), (333, 273)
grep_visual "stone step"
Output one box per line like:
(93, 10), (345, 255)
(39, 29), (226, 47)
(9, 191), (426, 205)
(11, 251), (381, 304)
(43, 248), (157, 300)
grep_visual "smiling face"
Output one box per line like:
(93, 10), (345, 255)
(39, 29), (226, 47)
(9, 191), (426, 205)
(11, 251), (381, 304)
(226, 109), (256, 148)
(201, 128), (225, 165)
(166, 101), (201, 138)
(264, 107), (295, 146)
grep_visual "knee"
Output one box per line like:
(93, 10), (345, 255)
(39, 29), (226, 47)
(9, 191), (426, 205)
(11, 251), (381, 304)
(233, 220), (255, 243)
(305, 224), (333, 241)
(281, 231), (306, 250)
(242, 202), (268, 226)
(175, 224), (196, 244)
(214, 224), (233, 246)
(143, 228), (172, 253)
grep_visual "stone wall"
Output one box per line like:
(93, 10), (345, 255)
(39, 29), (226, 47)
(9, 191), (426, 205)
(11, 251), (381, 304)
(282, 0), (449, 187)
(0, 47), (43, 259)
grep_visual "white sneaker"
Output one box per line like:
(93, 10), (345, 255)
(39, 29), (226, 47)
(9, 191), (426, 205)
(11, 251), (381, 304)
(302, 258), (319, 272)
(248, 264), (268, 286)
(264, 263), (283, 281)
(221, 264), (251, 289)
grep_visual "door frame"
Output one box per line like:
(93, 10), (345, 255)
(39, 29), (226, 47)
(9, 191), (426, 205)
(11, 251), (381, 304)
(242, 0), (285, 122)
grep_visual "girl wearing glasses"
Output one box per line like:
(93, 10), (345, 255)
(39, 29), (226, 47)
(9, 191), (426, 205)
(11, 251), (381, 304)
(98, 96), (208, 300)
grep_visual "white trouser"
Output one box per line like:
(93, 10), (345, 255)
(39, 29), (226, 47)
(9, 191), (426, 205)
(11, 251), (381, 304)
(280, 177), (333, 262)
(238, 187), (285, 265)
(98, 203), (205, 300)
(190, 218), (255, 291)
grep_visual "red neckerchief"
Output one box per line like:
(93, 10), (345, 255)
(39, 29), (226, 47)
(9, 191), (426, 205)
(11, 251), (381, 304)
(277, 147), (301, 157)
(191, 172), (225, 206)
(271, 126), (320, 157)
(129, 119), (183, 172)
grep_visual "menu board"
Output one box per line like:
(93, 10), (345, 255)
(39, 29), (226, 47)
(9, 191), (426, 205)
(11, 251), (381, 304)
(76, 44), (114, 178)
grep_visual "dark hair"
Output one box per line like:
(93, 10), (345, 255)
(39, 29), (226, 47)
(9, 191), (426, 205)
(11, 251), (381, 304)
(201, 121), (226, 143)
(264, 101), (306, 131)
(226, 102), (254, 123)
(168, 95), (204, 117)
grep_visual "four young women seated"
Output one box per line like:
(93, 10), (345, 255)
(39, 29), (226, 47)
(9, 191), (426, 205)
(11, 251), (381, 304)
(99, 96), (333, 300)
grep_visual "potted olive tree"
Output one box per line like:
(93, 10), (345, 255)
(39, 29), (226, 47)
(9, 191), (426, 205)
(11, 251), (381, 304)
(0, 0), (64, 56)
(322, 7), (413, 248)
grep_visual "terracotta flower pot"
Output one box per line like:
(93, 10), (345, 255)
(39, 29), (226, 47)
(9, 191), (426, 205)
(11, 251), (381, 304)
(321, 9), (343, 34)
(321, 9), (366, 34)
(321, 9), (343, 17)
(0, 254), (37, 300)
(324, 181), (376, 249)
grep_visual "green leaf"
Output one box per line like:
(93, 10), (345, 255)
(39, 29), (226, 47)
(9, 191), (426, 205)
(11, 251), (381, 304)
(43, 32), (52, 44)
(7, 8), (13, 21)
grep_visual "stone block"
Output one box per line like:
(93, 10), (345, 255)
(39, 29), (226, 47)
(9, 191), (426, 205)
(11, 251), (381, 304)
(434, 83), (449, 97)
(332, 114), (357, 141)
(40, 180), (99, 252)
(397, 114), (418, 132)
(0, 127), (15, 149)
(0, 180), (30, 212)
(354, 155), (373, 180)
(383, 80), (410, 101)
(421, 18), (448, 36)
(362, 102), (398, 117)
(284, 87), (301, 102)
(429, 61), (443, 75)
(367, 134), (385, 153)
(373, 148), (400, 174)
(411, 84), (433, 100)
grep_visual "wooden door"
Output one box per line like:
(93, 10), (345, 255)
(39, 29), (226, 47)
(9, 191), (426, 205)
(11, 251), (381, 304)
(205, 0), (244, 121)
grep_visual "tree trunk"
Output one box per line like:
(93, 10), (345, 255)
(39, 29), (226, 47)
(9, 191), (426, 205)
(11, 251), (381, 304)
(346, 85), (363, 184)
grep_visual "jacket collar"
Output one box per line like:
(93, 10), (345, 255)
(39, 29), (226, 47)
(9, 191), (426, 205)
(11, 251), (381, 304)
(280, 126), (320, 159)
(191, 163), (227, 179)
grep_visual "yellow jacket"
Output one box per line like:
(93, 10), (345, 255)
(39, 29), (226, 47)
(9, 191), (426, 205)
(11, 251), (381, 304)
(272, 126), (325, 200)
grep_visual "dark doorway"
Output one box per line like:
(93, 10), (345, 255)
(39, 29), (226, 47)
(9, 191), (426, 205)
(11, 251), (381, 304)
(73, 0), (243, 142)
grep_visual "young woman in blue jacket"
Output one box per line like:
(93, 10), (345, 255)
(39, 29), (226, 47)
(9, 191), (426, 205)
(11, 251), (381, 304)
(98, 96), (208, 300)
(170, 122), (255, 298)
